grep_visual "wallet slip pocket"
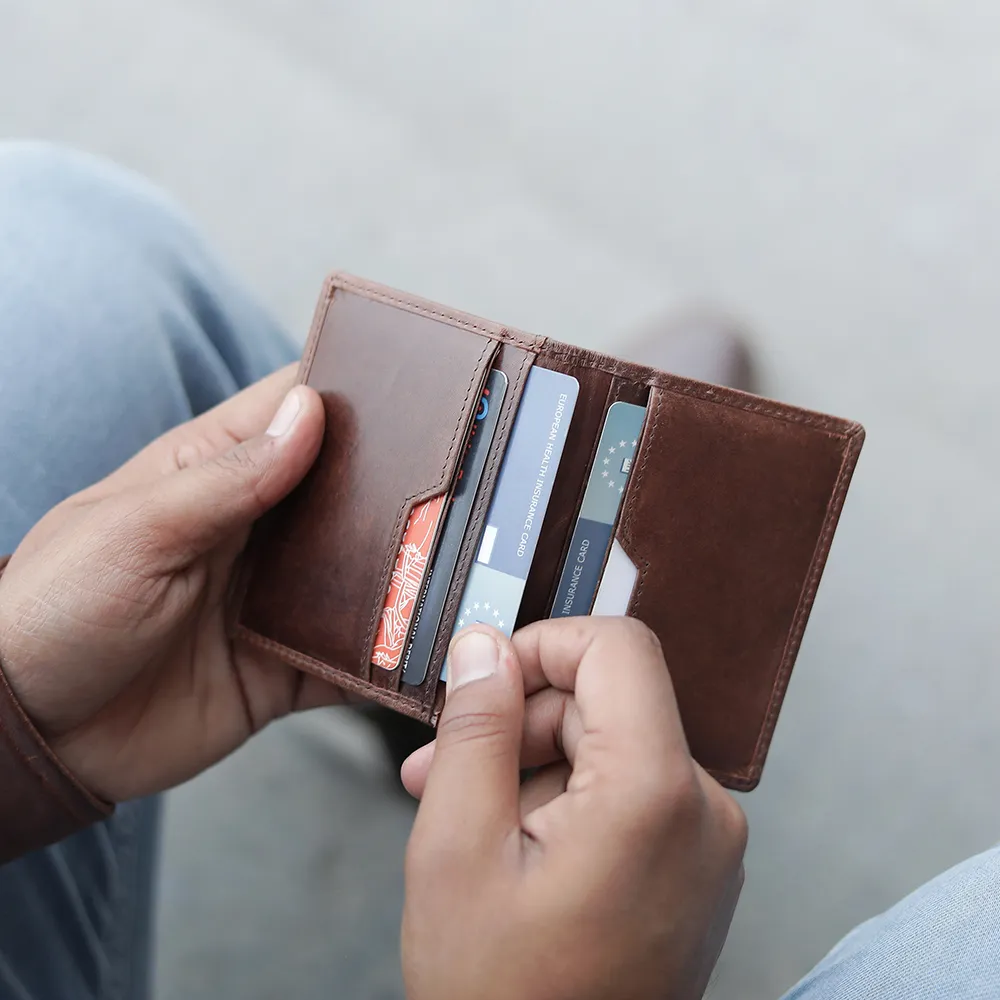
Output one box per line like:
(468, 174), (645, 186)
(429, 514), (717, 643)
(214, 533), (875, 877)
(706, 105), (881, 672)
(234, 279), (502, 692)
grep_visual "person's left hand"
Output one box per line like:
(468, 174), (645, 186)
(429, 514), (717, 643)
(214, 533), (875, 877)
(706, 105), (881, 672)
(0, 364), (339, 803)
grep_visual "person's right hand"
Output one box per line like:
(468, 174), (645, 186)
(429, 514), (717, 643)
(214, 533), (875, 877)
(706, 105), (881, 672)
(400, 617), (748, 1000)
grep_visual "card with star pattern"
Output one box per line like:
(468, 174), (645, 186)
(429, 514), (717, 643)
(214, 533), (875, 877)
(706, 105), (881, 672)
(441, 365), (579, 681)
(550, 401), (647, 618)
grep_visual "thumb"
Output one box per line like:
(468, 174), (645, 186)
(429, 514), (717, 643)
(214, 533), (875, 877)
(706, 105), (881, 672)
(137, 385), (325, 559)
(414, 626), (525, 854)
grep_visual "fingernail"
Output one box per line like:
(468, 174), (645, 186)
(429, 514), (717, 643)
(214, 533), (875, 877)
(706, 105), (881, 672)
(267, 388), (302, 437)
(448, 630), (500, 691)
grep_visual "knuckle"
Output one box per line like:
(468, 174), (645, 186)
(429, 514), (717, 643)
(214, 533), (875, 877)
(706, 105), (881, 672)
(718, 792), (750, 858)
(107, 494), (170, 561)
(629, 761), (704, 836)
(212, 444), (272, 512)
(608, 615), (664, 660)
(436, 707), (509, 752)
(659, 764), (705, 823)
(216, 442), (260, 478)
(169, 439), (207, 472)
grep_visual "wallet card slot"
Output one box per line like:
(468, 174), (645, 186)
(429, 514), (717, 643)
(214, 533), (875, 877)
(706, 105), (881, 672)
(615, 383), (863, 789)
(513, 361), (649, 631)
(238, 286), (499, 686)
(408, 341), (535, 722)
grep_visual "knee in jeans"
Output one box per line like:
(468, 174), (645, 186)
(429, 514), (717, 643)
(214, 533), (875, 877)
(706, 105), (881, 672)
(0, 140), (193, 249)
(0, 141), (206, 377)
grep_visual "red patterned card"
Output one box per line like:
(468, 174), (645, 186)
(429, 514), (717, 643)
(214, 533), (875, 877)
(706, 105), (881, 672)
(371, 494), (446, 670)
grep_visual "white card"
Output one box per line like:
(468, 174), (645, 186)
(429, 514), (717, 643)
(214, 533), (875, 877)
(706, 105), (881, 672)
(590, 539), (638, 617)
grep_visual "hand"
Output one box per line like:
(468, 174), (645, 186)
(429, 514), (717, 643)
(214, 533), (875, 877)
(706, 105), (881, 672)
(401, 618), (747, 1000)
(0, 366), (340, 802)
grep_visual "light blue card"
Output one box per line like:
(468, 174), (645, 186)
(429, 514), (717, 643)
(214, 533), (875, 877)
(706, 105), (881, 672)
(442, 366), (579, 679)
(550, 401), (646, 618)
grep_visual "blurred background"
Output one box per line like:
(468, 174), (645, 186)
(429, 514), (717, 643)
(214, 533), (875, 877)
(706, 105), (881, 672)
(3, 2), (1000, 998)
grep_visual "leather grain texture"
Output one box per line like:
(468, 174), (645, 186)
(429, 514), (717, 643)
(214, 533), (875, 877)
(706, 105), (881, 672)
(233, 274), (864, 787)
(615, 383), (863, 789)
(236, 278), (500, 692)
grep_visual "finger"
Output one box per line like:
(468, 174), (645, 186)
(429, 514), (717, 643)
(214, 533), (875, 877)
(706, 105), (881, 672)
(401, 740), (435, 798)
(512, 616), (690, 768)
(193, 364), (301, 442)
(411, 626), (524, 856)
(401, 687), (583, 801)
(406, 617), (686, 806)
(126, 384), (325, 562)
(519, 761), (571, 820)
(95, 365), (300, 494)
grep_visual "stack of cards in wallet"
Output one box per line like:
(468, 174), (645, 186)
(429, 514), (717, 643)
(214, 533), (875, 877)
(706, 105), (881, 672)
(439, 366), (579, 681)
(375, 359), (655, 685)
(398, 369), (509, 685)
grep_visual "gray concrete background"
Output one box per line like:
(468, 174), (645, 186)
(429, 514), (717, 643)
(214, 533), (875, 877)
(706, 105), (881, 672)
(3, 2), (1000, 998)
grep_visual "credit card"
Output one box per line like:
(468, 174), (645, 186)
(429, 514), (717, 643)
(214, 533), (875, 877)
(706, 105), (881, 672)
(591, 538), (639, 617)
(442, 366), (579, 681)
(401, 368), (508, 685)
(550, 401), (646, 618)
(372, 493), (447, 670)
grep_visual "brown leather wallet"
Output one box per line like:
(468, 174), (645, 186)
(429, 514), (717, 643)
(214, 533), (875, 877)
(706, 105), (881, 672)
(231, 273), (864, 791)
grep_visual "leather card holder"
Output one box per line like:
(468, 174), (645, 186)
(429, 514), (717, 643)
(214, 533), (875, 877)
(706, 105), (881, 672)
(232, 273), (864, 790)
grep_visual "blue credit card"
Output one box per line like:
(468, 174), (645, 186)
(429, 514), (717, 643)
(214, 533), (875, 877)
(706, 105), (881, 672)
(442, 365), (579, 680)
(550, 401), (647, 618)
(401, 368), (509, 686)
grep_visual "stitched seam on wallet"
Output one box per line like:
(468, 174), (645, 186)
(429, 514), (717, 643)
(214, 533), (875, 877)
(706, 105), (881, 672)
(363, 336), (496, 667)
(297, 281), (334, 383)
(423, 346), (533, 711)
(540, 348), (854, 438)
(332, 274), (542, 352)
(746, 430), (862, 775)
(233, 627), (424, 718)
(709, 768), (756, 792)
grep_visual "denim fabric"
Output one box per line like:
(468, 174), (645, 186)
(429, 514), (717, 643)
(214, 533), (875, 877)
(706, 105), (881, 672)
(782, 845), (1000, 1000)
(0, 141), (293, 1000)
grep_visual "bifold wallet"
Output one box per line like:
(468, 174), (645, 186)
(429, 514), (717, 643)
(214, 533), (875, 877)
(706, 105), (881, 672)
(230, 273), (864, 790)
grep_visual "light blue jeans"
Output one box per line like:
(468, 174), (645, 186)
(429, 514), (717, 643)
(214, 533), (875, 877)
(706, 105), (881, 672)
(0, 142), (997, 1000)
(0, 143), (292, 1000)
